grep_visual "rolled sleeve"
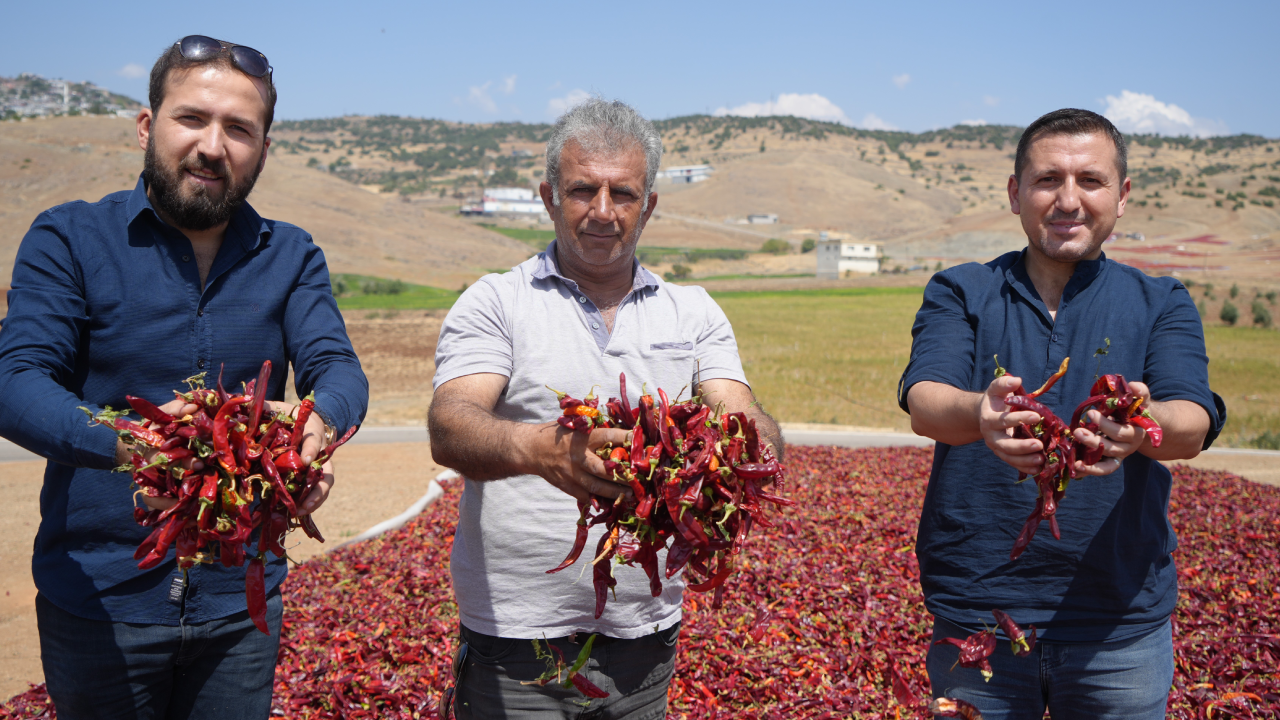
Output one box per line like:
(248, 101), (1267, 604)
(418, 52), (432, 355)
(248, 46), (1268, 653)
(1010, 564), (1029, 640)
(1144, 283), (1224, 448)
(0, 211), (119, 468)
(692, 289), (747, 386)
(433, 276), (514, 390)
(283, 242), (368, 434)
(898, 270), (978, 413)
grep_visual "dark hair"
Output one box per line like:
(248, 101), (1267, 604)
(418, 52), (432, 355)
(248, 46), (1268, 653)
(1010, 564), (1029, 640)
(1014, 108), (1126, 182)
(148, 39), (277, 134)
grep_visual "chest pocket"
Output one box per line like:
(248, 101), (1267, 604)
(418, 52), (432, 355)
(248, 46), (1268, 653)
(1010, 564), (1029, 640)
(650, 341), (693, 351)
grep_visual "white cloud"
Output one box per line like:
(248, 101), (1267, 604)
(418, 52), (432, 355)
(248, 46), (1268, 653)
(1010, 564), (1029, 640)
(1102, 90), (1228, 137)
(467, 82), (497, 113)
(859, 113), (898, 131)
(892, 73), (911, 89)
(714, 93), (852, 125)
(983, 95), (1000, 107)
(547, 88), (591, 117)
(118, 63), (146, 79)
(960, 119), (987, 126)
(501, 75), (517, 95)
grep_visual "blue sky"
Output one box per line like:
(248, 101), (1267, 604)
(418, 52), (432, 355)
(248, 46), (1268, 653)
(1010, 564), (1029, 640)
(3, 1), (1274, 136)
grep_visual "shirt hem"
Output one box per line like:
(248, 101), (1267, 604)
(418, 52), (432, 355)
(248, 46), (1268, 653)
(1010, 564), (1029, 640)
(459, 608), (683, 640)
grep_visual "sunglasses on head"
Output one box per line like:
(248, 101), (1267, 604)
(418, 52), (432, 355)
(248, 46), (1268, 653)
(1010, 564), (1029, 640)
(176, 35), (272, 80)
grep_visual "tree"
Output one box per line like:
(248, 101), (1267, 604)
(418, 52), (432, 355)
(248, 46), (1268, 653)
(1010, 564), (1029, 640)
(670, 264), (691, 279)
(1230, 282), (1239, 299)
(1252, 301), (1272, 328)
(1220, 301), (1238, 326)
(800, 238), (816, 253)
(761, 239), (790, 255)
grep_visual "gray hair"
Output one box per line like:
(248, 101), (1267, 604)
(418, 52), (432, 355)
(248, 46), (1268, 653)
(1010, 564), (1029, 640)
(545, 97), (663, 207)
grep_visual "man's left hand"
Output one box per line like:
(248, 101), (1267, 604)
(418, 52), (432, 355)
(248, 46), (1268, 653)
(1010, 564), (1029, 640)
(1072, 381), (1150, 476)
(264, 400), (332, 514)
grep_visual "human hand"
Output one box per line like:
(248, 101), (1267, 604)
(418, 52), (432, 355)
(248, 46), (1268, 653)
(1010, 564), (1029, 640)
(979, 374), (1046, 476)
(526, 424), (634, 502)
(119, 397), (201, 512)
(1072, 381), (1150, 476)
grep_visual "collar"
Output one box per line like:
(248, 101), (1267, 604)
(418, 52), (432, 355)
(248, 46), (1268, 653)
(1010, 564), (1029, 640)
(125, 173), (272, 252)
(532, 240), (661, 294)
(1005, 248), (1109, 325)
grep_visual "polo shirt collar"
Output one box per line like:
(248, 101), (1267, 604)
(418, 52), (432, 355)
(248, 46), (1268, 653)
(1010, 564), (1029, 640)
(533, 240), (660, 294)
(125, 173), (272, 252)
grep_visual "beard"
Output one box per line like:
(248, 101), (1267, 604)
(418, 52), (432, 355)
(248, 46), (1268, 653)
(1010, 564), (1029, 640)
(144, 141), (262, 231)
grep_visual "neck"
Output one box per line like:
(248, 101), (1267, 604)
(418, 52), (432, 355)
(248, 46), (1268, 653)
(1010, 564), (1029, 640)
(1023, 244), (1088, 317)
(553, 243), (635, 309)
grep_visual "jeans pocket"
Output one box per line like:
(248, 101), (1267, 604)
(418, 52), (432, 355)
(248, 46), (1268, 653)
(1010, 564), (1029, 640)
(459, 625), (517, 663)
(657, 621), (682, 647)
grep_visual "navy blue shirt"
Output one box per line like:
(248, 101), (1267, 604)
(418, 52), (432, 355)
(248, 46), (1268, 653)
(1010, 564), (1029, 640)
(898, 250), (1223, 643)
(0, 177), (368, 625)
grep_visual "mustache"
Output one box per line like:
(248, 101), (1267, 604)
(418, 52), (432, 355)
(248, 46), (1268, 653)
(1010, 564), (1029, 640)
(1046, 211), (1089, 223)
(180, 154), (227, 179)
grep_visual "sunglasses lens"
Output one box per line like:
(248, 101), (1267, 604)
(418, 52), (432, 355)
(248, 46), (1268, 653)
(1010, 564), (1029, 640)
(179, 35), (223, 60)
(230, 46), (270, 78)
(452, 642), (468, 677)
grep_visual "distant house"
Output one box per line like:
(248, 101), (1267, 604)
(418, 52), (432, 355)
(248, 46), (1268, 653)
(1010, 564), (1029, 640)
(478, 186), (548, 217)
(657, 164), (713, 184)
(816, 240), (881, 278)
(747, 213), (779, 224)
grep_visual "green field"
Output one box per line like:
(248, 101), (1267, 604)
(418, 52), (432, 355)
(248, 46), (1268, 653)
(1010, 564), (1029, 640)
(331, 274), (461, 310)
(480, 224), (554, 249)
(338, 277), (1278, 447)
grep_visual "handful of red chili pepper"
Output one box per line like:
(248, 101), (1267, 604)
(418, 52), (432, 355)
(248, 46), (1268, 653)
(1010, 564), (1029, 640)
(996, 356), (1164, 560)
(81, 360), (358, 634)
(547, 373), (791, 618)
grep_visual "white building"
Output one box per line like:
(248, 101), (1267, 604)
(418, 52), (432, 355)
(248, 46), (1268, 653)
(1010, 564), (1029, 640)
(657, 164), (713, 184)
(480, 187), (547, 217)
(747, 213), (778, 224)
(816, 240), (881, 278)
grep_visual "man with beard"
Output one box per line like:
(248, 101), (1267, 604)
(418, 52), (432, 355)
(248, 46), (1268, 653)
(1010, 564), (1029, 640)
(428, 98), (780, 718)
(898, 109), (1223, 719)
(0, 36), (366, 717)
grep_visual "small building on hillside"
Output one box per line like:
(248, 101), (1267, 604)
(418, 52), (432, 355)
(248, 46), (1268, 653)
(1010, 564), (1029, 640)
(480, 186), (548, 218)
(657, 164), (713, 184)
(816, 239), (881, 278)
(747, 213), (779, 224)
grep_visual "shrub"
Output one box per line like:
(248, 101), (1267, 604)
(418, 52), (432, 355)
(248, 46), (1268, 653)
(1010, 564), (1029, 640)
(1230, 283), (1239, 299)
(331, 278), (349, 296)
(670, 264), (691, 279)
(800, 238), (816, 253)
(362, 279), (406, 295)
(1220, 301), (1238, 325)
(1249, 430), (1280, 450)
(761, 238), (790, 255)
(1197, 300), (1206, 318)
(1253, 301), (1272, 328)
(1267, 291), (1277, 304)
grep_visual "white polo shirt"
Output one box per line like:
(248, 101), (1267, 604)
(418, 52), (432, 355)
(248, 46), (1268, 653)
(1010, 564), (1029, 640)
(433, 241), (748, 639)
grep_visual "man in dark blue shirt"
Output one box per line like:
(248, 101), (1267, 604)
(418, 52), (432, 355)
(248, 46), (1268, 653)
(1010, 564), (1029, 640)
(899, 109), (1222, 720)
(0, 37), (366, 717)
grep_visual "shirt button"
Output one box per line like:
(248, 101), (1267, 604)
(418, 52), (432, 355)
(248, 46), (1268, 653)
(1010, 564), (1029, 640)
(591, 322), (600, 330)
(182, 255), (191, 262)
(197, 359), (206, 369)
(579, 296), (587, 304)
(198, 309), (204, 317)
(1051, 333), (1060, 342)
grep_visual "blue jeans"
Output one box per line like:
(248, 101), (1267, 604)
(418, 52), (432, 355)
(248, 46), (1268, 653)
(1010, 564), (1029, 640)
(926, 615), (1173, 720)
(35, 590), (282, 720)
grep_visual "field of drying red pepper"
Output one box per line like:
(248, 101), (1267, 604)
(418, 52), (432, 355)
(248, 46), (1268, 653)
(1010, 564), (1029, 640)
(2, 445), (1277, 719)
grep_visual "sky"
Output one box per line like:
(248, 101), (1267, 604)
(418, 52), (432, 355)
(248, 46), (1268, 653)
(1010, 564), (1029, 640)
(2, 0), (1275, 137)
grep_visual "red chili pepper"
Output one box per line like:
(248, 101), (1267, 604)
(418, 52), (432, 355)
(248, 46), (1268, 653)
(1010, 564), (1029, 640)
(247, 360), (272, 440)
(930, 697), (986, 720)
(261, 452), (298, 517)
(126, 395), (177, 425)
(289, 393), (316, 448)
(934, 628), (997, 681)
(991, 609), (1037, 657)
(213, 396), (248, 472)
(547, 500), (591, 574)
(569, 672), (609, 699)
(246, 556), (269, 634)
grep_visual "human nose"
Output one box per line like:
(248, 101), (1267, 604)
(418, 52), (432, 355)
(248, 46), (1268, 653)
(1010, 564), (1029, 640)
(1055, 177), (1081, 215)
(194, 123), (228, 162)
(588, 186), (618, 224)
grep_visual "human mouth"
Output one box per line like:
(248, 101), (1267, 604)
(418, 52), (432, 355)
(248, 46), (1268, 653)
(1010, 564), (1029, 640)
(185, 167), (224, 187)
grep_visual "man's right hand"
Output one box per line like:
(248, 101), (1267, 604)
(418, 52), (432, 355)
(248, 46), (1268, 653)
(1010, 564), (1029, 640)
(116, 397), (200, 512)
(521, 423), (633, 502)
(979, 374), (1047, 475)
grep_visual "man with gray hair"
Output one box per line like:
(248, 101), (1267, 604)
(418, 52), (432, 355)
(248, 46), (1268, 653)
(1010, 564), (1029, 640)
(429, 97), (780, 718)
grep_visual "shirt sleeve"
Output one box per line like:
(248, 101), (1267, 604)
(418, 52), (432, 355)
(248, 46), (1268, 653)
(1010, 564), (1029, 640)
(433, 276), (514, 390)
(692, 289), (748, 386)
(1143, 281), (1224, 449)
(898, 270), (978, 413)
(0, 210), (119, 468)
(283, 242), (369, 434)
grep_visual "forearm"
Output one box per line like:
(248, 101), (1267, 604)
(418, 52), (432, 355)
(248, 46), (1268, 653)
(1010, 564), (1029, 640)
(427, 395), (544, 480)
(1140, 398), (1209, 461)
(906, 381), (983, 446)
